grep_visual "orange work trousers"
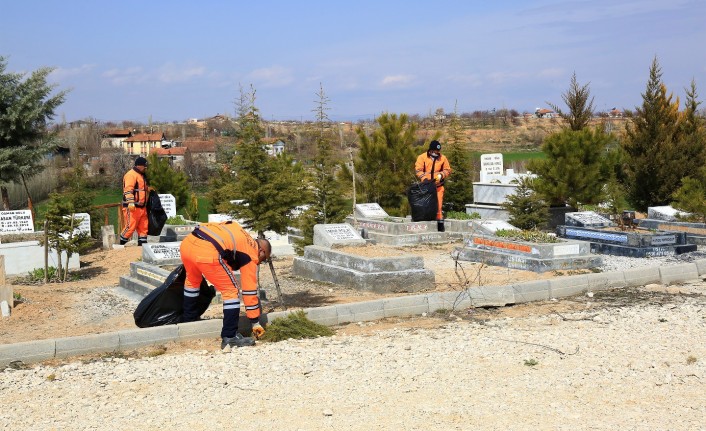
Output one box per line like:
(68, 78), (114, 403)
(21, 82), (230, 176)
(436, 185), (445, 220)
(179, 234), (240, 302)
(120, 206), (148, 241)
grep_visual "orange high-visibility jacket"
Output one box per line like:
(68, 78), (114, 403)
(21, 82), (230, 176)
(122, 168), (148, 207)
(193, 222), (262, 320)
(415, 152), (452, 187)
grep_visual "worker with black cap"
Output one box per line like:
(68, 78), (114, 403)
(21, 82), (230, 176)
(415, 140), (452, 231)
(120, 156), (149, 245)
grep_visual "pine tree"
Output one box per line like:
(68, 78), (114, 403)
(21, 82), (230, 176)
(501, 177), (549, 230)
(529, 75), (614, 209)
(145, 153), (190, 208)
(211, 84), (306, 236)
(42, 166), (96, 281)
(294, 84), (348, 252)
(0, 56), (67, 209)
(548, 72), (595, 131)
(621, 57), (684, 211)
(354, 113), (417, 215)
(443, 102), (474, 212)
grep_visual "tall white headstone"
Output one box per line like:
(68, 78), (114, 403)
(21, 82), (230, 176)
(0, 210), (34, 233)
(158, 194), (177, 218)
(480, 153), (504, 183)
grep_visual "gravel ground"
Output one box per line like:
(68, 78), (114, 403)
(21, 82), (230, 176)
(1, 280), (704, 430)
(2, 246), (706, 430)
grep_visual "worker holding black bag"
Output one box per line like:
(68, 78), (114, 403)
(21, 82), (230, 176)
(179, 221), (272, 349)
(414, 140), (452, 231)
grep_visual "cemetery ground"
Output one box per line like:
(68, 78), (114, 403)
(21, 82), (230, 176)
(1, 241), (705, 429)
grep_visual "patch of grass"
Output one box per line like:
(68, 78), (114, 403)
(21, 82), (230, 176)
(146, 346), (167, 357)
(12, 292), (25, 303)
(165, 215), (190, 225)
(16, 267), (82, 285)
(524, 358), (539, 367)
(259, 310), (334, 342)
(686, 355), (697, 365)
(446, 211), (477, 220)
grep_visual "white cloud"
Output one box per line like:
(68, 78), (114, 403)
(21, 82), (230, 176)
(49, 64), (95, 81)
(380, 74), (415, 88)
(102, 67), (145, 85)
(537, 68), (564, 79)
(157, 64), (206, 83)
(247, 66), (294, 88)
(487, 71), (526, 84)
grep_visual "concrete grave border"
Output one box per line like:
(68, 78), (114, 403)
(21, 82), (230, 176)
(2, 260), (705, 367)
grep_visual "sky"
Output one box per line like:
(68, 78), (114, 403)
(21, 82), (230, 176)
(1, 0), (705, 123)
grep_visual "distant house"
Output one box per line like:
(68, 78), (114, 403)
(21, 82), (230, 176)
(123, 132), (166, 156)
(151, 146), (189, 169)
(609, 108), (623, 118)
(182, 139), (217, 164)
(535, 108), (557, 118)
(262, 138), (285, 156)
(101, 129), (132, 149)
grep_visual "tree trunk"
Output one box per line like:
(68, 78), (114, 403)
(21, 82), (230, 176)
(1, 186), (10, 210)
(21, 173), (36, 224)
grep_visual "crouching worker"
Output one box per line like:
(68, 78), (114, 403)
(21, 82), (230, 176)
(179, 221), (271, 349)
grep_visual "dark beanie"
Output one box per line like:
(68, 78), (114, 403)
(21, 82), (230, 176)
(428, 140), (441, 151)
(134, 156), (148, 167)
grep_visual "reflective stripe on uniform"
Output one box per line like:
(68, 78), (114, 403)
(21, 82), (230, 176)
(183, 285), (200, 298)
(223, 298), (241, 310)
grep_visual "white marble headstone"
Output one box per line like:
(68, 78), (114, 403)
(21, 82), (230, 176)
(565, 211), (613, 227)
(313, 223), (366, 248)
(647, 206), (690, 222)
(469, 218), (519, 236)
(208, 213), (233, 223)
(70, 213), (91, 235)
(142, 242), (182, 265)
(159, 194), (177, 218)
(0, 210), (34, 233)
(354, 203), (389, 219)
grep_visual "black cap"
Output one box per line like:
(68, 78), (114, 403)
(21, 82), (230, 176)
(134, 156), (148, 167)
(428, 140), (441, 151)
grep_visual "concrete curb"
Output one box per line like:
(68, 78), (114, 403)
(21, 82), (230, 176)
(2, 261), (704, 367)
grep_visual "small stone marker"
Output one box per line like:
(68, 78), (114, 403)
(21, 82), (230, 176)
(142, 242), (182, 265)
(0, 255), (11, 310)
(313, 223), (366, 249)
(469, 219), (518, 236)
(0, 210), (34, 233)
(159, 194), (177, 218)
(565, 211), (613, 228)
(101, 225), (116, 250)
(647, 206), (689, 222)
(354, 203), (389, 219)
(1, 300), (9, 318)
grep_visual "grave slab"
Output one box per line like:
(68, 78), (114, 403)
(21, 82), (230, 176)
(354, 203), (389, 219)
(565, 211), (613, 228)
(313, 223), (366, 248)
(468, 219), (518, 235)
(142, 242), (182, 265)
(0, 241), (79, 276)
(647, 205), (689, 222)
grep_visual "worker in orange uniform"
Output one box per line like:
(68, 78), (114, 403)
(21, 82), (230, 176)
(415, 140), (452, 232)
(179, 221), (272, 349)
(120, 156), (149, 246)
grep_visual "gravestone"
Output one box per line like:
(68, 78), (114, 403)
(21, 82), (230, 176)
(469, 219), (519, 236)
(158, 194), (177, 218)
(565, 211), (613, 228)
(142, 242), (182, 265)
(354, 203), (388, 219)
(0, 210), (34, 233)
(313, 223), (366, 249)
(648, 206), (689, 222)
(71, 213), (91, 235)
(480, 153), (504, 182)
(101, 225), (116, 250)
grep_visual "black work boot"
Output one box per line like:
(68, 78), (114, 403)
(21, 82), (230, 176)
(221, 333), (255, 349)
(437, 219), (445, 232)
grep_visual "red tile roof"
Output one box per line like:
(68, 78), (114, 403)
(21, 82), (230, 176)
(103, 129), (131, 136)
(151, 147), (188, 156)
(125, 133), (165, 142)
(182, 139), (216, 153)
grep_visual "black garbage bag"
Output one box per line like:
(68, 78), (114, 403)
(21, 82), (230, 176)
(407, 180), (438, 222)
(146, 190), (168, 236)
(133, 265), (216, 328)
